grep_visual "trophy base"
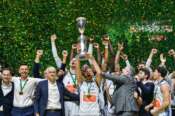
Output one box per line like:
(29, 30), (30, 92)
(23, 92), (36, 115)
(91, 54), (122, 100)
(79, 52), (86, 61)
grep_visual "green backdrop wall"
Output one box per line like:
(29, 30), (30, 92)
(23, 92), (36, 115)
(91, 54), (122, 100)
(1, 0), (175, 74)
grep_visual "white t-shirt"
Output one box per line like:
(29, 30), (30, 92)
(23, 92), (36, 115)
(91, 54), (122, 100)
(79, 81), (100, 116)
(12, 76), (42, 107)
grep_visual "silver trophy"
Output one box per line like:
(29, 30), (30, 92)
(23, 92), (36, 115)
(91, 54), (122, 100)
(76, 17), (87, 59)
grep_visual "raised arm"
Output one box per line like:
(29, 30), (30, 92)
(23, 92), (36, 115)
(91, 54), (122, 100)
(93, 43), (101, 66)
(50, 34), (62, 68)
(103, 40), (109, 65)
(88, 38), (94, 55)
(88, 54), (102, 87)
(61, 50), (68, 72)
(108, 39), (115, 57)
(70, 44), (77, 60)
(87, 38), (94, 65)
(32, 50), (43, 79)
(146, 48), (157, 68)
(159, 53), (166, 67)
(120, 53), (131, 69)
(101, 72), (127, 84)
(115, 43), (123, 72)
(101, 37), (109, 71)
(62, 50), (68, 65)
(57, 50), (68, 82)
(75, 57), (83, 86)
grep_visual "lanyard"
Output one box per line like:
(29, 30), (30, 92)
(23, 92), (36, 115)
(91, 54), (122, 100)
(86, 81), (92, 95)
(69, 70), (77, 87)
(20, 79), (28, 93)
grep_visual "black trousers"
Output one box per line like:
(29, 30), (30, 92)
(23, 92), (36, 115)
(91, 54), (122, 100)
(44, 110), (62, 116)
(117, 111), (138, 116)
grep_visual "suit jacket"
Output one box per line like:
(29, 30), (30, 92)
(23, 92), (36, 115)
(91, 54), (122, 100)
(0, 79), (14, 116)
(102, 73), (139, 114)
(34, 80), (79, 116)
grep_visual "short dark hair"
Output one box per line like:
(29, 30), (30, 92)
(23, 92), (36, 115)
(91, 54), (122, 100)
(20, 63), (28, 66)
(139, 68), (150, 79)
(156, 66), (167, 78)
(19, 63), (28, 69)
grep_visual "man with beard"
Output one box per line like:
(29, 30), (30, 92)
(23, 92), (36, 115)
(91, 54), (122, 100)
(76, 54), (102, 116)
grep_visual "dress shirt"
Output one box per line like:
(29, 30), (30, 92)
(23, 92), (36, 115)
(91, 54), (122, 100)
(1, 81), (12, 96)
(12, 76), (42, 107)
(46, 81), (61, 109)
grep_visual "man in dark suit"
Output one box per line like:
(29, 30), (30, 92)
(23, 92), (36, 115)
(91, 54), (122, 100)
(101, 60), (139, 116)
(0, 68), (14, 116)
(34, 66), (79, 116)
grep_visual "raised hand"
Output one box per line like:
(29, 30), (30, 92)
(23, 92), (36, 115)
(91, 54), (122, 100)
(168, 49), (175, 56)
(102, 35), (109, 46)
(36, 50), (43, 58)
(62, 50), (68, 64)
(118, 42), (124, 51)
(151, 48), (158, 54)
(88, 38), (94, 43)
(62, 50), (68, 58)
(35, 50), (43, 63)
(120, 53), (128, 61)
(160, 53), (166, 63)
(72, 44), (77, 50)
(85, 53), (93, 59)
(93, 43), (99, 49)
(50, 34), (57, 42)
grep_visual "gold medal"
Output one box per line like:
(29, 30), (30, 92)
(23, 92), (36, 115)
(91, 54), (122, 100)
(19, 79), (28, 96)
(87, 90), (91, 97)
(87, 93), (91, 98)
(73, 84), (77, 88)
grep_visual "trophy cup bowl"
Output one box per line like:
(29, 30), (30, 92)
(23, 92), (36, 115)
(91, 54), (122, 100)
(76, 17), (86, 34)
(76, 17), (87, 60)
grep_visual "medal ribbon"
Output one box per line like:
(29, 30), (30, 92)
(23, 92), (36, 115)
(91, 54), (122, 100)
(87, 82), (92, 95)
(69, 71), (77, 87)
(20, 79), (28, 93)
